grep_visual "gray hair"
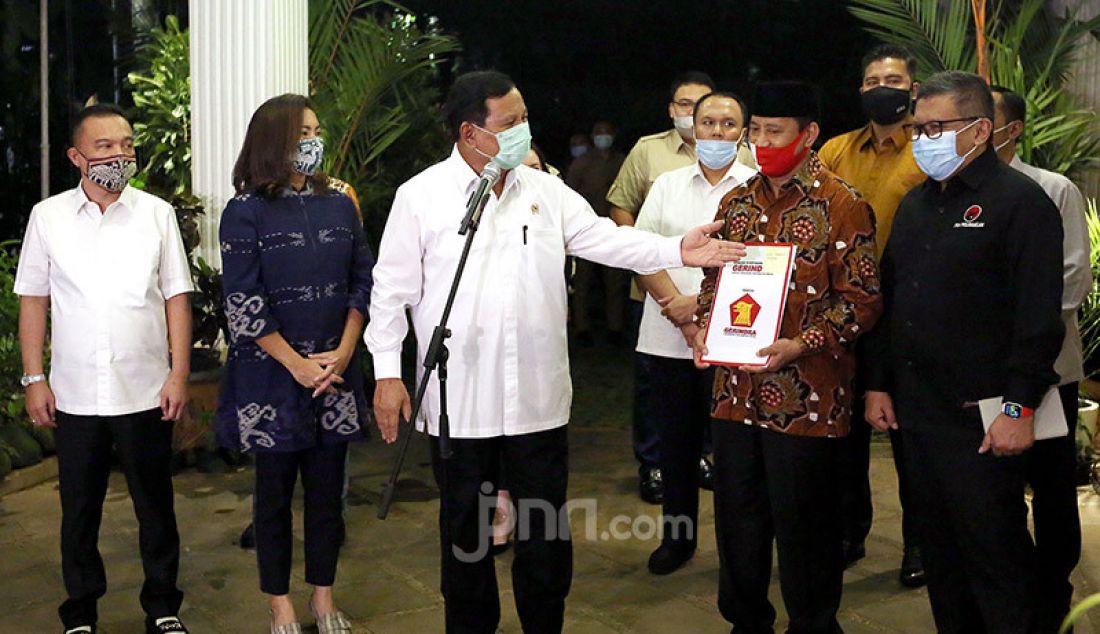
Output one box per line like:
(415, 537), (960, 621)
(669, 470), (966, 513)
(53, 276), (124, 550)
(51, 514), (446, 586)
(915, 70), (994, 120)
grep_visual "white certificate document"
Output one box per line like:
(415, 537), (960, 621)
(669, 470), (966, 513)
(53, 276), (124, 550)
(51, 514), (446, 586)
(701, 243), (797, 367)
(977, 388), (1068, 440)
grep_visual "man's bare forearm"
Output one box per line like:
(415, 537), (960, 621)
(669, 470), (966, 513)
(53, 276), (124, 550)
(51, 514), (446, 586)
(636, 270), (682, 302)
(18, 295), (49, 375)
(165, 293), (192, 377)
(609, 205), (636, 227)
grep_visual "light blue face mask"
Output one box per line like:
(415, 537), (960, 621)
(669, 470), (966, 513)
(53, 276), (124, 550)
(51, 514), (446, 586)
(695, 138), (742, 170)
(473, 122), (532, 170)
(293, 137), (324, 176)
(911, 119), (980, 181)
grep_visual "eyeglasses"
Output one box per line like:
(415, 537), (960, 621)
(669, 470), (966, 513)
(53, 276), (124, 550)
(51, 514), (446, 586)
(905, 117), (979, 140)
(670, 98), (698, 110)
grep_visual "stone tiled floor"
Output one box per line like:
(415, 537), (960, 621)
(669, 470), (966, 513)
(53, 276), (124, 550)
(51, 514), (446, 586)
(2, 342), (1099, 632)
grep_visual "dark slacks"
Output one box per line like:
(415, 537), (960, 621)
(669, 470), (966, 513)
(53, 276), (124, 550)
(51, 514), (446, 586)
(55, 408), (183, 629)
(712, 420), (844, 634)
(646, 354), (712, 550)
(903, 416), (1038, 634)
(253, 442), (348, 595)
(431, 425), (572, 634)
(1025, 382), (1081, 633)
(840, 389), (916, 548)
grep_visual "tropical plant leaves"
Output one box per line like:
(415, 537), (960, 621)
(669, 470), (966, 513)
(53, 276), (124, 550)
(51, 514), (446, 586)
(308, 1), (461, 200)
(848, 0), (1100, 180)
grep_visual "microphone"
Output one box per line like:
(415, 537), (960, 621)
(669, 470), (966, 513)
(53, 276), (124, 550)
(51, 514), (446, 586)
(459, 162), (502, 235)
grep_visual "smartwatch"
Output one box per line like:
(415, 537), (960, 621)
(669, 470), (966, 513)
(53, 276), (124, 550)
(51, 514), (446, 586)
(1002, 402), (1034, 419)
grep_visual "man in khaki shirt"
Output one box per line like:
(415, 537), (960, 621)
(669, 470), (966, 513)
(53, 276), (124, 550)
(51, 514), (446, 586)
(607, 71), (736, 504)
(567, 121), (627, 344)
(818, 44), (927, 588)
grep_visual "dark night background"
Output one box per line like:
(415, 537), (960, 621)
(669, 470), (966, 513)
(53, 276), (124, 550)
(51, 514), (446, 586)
(0, 0), (873, 238)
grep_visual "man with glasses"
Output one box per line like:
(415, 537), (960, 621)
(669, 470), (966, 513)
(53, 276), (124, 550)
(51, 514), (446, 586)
(864, 71), (1063, 633)
(818, 43), (927, 586)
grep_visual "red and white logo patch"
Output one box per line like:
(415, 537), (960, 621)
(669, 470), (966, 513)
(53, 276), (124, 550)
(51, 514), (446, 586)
(963, 205), (983, 222)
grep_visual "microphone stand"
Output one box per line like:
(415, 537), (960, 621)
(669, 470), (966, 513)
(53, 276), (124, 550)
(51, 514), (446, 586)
(377, 179), (495, 520)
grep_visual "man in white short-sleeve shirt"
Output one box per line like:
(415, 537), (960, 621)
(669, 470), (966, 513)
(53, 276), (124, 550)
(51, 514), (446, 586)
(14, 104), (194, 634)
(991, 85), (1092, 633)
(634, 91), (756, 575)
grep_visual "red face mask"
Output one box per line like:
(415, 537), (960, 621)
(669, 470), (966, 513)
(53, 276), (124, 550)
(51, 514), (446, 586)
(755, 129), (810, 177)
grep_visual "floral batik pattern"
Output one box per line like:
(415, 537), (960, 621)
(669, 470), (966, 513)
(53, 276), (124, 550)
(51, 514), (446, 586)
(701, 152), (884, 438)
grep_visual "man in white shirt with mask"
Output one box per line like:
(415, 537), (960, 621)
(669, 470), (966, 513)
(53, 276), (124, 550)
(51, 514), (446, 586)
(366, 70), (746, 634)
(634, 90), (756, 576)
(990, 84), (1091, 634)
(15, 103), (193, 634)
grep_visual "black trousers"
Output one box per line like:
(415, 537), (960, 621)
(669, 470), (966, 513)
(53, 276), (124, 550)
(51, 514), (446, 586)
(646, 354), (712, 550)
(1026, 382), (1081, 633)
(431, 425), (572, 634)
(253, 442), (348, 595)
(840, 389), (916, 548)
(903, 417), (1038, 634)
(711, 421), (844, 634)
(55, 408), (183, 629)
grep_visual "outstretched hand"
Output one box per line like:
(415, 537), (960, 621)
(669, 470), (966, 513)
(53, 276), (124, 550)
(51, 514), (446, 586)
(680, 221), (746, 268)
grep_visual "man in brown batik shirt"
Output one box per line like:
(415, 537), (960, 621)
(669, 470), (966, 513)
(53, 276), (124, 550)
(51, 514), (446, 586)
(692, 81), (882, 633)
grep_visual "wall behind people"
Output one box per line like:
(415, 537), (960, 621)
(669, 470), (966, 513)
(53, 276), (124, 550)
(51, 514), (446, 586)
(406, 0), (873, 169)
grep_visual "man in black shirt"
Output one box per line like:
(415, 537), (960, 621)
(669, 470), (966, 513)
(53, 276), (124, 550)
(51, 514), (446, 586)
(864, 71), (1063, 633)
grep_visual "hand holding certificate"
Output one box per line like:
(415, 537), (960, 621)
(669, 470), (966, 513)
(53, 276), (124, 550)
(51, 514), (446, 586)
(698, 244), (797, 369)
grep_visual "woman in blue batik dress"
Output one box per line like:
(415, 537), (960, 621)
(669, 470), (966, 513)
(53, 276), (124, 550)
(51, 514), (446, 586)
(217, 93), (373, 634)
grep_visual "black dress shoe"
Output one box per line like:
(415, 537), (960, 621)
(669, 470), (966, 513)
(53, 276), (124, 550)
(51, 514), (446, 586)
(239, 522), (255, 549)
(842, 539), (866, 569)
(899, 545), (926, 588)
(648, 542), (695, 575)
(639, 466), (664, 504)
(698, 456), (715, 491)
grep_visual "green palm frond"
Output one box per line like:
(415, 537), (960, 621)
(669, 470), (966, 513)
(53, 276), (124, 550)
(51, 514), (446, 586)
(848, 0), (976, 78)
(308, 1), (460, 197)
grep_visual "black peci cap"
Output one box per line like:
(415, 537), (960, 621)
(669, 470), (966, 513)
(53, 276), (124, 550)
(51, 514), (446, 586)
(752, 81), (821, 121)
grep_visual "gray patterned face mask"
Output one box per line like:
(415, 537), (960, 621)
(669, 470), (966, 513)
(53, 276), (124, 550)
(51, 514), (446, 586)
(81, 153), (138, 192)
(293, 137), (324, 176)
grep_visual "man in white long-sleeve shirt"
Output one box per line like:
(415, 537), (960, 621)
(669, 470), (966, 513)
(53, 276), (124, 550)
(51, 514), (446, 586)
(991, 85), (1092, 633)
(365, 70), (746, 634)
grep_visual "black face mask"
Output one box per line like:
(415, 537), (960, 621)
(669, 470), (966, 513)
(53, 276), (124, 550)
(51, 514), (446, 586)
(861, 86), (911, 125)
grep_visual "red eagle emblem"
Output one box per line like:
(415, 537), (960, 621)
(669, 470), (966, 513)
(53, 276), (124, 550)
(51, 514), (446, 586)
(729, 293), (762, 329)
(963, 205), (983, 222)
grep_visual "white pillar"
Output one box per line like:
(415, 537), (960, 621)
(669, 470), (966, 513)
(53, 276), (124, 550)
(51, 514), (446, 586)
(188, 0), (308, 266)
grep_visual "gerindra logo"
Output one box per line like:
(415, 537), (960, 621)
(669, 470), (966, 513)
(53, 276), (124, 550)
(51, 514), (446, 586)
(729, 293), (761, 328)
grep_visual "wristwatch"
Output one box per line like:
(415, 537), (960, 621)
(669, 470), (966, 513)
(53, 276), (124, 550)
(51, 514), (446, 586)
(20, 374), (46, 388)
(1002, 402), (1034, 419)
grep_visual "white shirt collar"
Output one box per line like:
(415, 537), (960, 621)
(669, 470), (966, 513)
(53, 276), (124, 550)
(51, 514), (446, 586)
(447, 145), (522, 198)
(691, 160), (756, 189)
(72, 182), (138, 217)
